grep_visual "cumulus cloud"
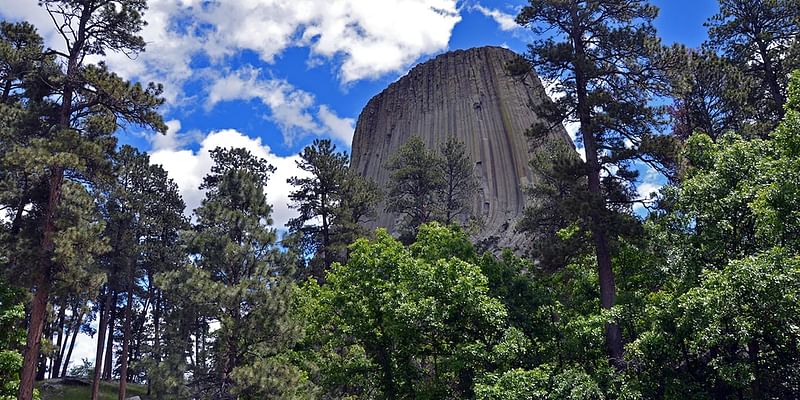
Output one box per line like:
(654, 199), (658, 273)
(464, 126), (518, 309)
(1, 0), (454, 145)
(318, 105), (356, 144)
(205, 67), (354, 145)
(472, 5), (519, 31)
(148, 119), (186, 151)
(149, 128), (309, 229)
(3, 0), (461, 84)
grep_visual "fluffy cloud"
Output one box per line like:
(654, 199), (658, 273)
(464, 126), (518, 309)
(205, 67), (354, 145)
(149, 127), (309, 229)
(1, 0), (454, 144)
(472, 5), (519, 31)
(148, 119), (186, 151)
(318, 105), (356, 144)
(2, 0), (461, 84)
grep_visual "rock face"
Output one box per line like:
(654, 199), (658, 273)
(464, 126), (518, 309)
(350, 46), (572, 251)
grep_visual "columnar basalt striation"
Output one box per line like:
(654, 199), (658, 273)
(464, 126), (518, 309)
(350, 46), (573, 251)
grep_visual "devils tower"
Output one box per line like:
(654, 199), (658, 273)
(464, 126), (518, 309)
(350, 46), (573, 251)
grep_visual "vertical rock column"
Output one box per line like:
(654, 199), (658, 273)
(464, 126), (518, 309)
(350, 46), (572, 251)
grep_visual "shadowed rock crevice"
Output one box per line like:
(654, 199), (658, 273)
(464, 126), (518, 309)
(350, 46), (573, 252)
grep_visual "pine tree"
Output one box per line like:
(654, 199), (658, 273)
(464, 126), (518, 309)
(92, 146), (184, 399)
(665, 48), (755, 140)
(3, 2), (167, 398)
(386, 136), (478, 243)
(332, 169), (381, 253)
(288, 139), (349, 275)
(438, 137), (479, 225)
(705, 0), (800, 124)
(176, 147), (305, 399)
(287, 139), (380, 279)
(515, 0), (677, 366)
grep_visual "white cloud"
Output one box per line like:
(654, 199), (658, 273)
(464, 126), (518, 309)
(299, 0), (462, 82)
(318, 105), (356, 144)
(633, 165), (664, 214)
(637, 182), (661, 200)
(149, 128), (309, 229)
(205, 67), (354, 145)
(3, 0), (461, 85)
(2, 0), (447, 144)
(472, 5), (519, 31)
(148, 119), (185, 151)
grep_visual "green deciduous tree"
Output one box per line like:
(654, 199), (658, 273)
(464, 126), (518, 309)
(296, 223), (513, 399)
(0, 281), (28, 400)
(627, 71), (800, 398)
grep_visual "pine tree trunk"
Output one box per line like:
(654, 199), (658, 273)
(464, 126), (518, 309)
(18, 281), (48, 400)
(755, 37), (785, 117)
(571, 16), (624, 367)
(51, 302), (67, 379)
(61, 307), (83, 377)
(36, 305), (52, 381)
(321, 192), (331, 272)
(152, 289), (162, 400)
(118, 284), (133, 400)
(18, 39), (78, 397)
(131, 281), (153, 371)
(103, 291), (118, 380)
(36, 346), (47, 381)
(91, 288), (113, 400)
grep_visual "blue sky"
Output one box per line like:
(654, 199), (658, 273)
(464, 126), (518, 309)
(1, 0), (719, 227)
(1, 0), (719, 370)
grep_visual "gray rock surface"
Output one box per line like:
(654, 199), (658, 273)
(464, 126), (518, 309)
(350, 46), (572, 252)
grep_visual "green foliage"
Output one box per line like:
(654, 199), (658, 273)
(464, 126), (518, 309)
(476, 366), (613, 400)
(287, 139), (380, 278)
(67, 358), (94, 379)
(297, 223), (512, 399)
(385, 136), (478, 242)
(162, 147), (308, 399)
(0, 281), (24, 400)
(624, 70), (800, 399)
(385, 136), (447, 241)
(438, 137), (479, 225)
(705, 0), (800, 123)
(665, 48), (756, 140)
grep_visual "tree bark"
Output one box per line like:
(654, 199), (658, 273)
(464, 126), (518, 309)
(152, 289), (162, 400)
(61, 307), (83, 377)
(570, 9), (624, 366)
(18, 281), (49, 400)
(103, 291), (118, 380)
(51, 301), (67, 379)
(755, 37), (785, 118)
(118, 283), (133, 400)
(91, 288), (113, 400)
(18, 20), (80, 396)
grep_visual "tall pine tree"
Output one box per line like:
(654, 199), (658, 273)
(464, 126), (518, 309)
(6, 2), (167, 398)
(176, 147), (306, 399)
(287, 139), (380, 279)
(705, 0), (800, 124)
(515, 0), (677, 366)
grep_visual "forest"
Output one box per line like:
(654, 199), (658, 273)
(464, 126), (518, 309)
(1, 0), (799, 399)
